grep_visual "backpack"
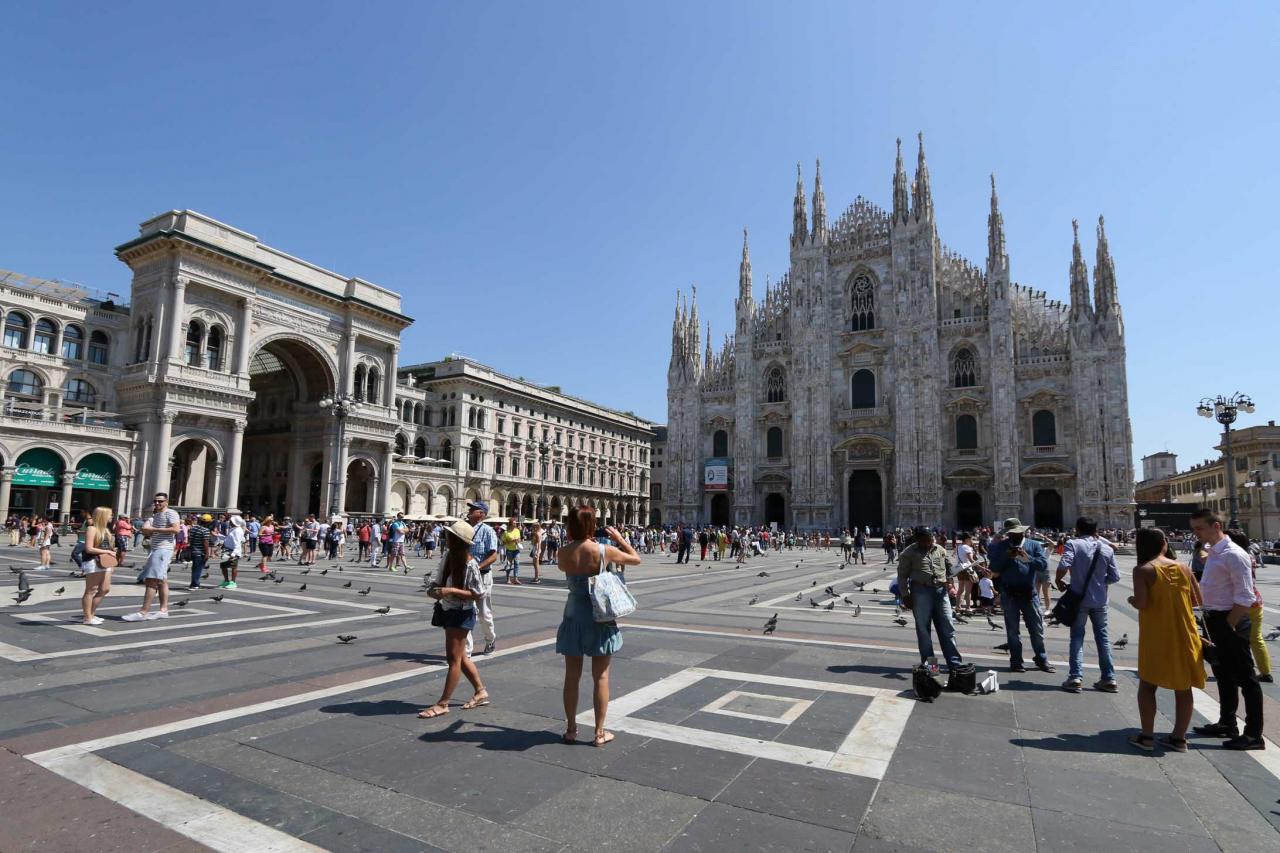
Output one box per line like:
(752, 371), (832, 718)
(912, 665), (943, 702)
(946, 663), (977, 694)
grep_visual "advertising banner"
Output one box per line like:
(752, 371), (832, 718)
(704, 457), (730, 491)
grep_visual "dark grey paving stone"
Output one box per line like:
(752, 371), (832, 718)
(250, 716), (405, 763)
(323, 732), (477, 787)
(714, 757), (876, 833)
(886, 715), (1027, 806)
(682, 710), (787, 742)
(396, 749), (585, 822)
(520, 775), (705, 850)
(597, 738), (754, 800)
(1024, 764), (1209, 836)
(657, 677), (750, 712)
(1032, 807), (1218, 853)
(788, 693), (872, 735)
(1014, 727), (1167, 782)
(299, 815), (447, 853)
(630, 701), (699, 725)
(665, 801), (856, 852)
(908, 689), (1016, 728)
(860, 781), (1035, 853)
(851, 835), (934, 852)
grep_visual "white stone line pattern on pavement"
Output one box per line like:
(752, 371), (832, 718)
(701, 690), (814, 724)
(25, 636), (560, 853)
(19, 598), (312, 637)
(1192, 687), (1280, 783)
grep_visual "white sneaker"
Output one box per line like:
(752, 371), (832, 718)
(148, 611), (167, 620)
(122, 611), (148, 622)
(83, 617), (104, 626)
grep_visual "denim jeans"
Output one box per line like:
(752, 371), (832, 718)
(1002, 591), (1048, 665)
(1068, 605), (1114, 681)
(911, 586), (963, 670)
(189, 554), (207, 588)
(506, 549), (519, 577)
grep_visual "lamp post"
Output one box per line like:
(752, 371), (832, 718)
(1243, 468), (1275, 542)
(318, 393), (362, 518)
(1196, 392), (1255, 529)
(537, 440), (549, 522)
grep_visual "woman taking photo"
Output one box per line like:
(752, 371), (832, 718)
(1128, 527), (1204, 752)
(80, 506), (116, 625)
(556, 505), (641, 747)
(419, 521), (490, 719)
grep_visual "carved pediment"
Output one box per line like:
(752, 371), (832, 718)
(758, 409), (790, 425)
(1021, 461), (1076, 478)
(943, 393), (988, 413)
(1018, 388), (1067, 408)
(838, 340), (886, 366)
(707, 415), (732, 429)
(755, 472), (791, 485)
(944, 465), (992, 481)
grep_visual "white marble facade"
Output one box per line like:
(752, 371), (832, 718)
(665, 137), (1135, 533)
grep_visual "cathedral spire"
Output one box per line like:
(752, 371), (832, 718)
(704, 321), (713, 371)
(811, 159), (828, 243)
(911, 132), (933, 222)
(987, 173), (1008, 279)
(791, 161), (808, 247)
(1093, 215), (1118, 315)
(739, 227), (752, 300)
(1069, 220), (1092, 322)
(892, 138), (909, 225)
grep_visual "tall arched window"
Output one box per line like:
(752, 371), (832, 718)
(184, 320), (204, 366)
(394, 433), (408, 455)
(468, 407), (477, 428)
(353, 361), (368, 397)
(448, 406), (457, 426)
(423, 406), (433, 426)
(63, 378), (97, 406)
(414, 402), (423, 425)
(851, 369), (876, 409)
(440, 439), (453, 464)
(143, 317), (154, 361)
(766, 426), (784, 458)
(4, 312), (30, 349)
(414, 437), (427, 458)
(205, 327), (223, 371)
(851, 273), (875, 331)
(1032, 410), (1057, 446)
(32, 319), (57, 355)
(712, 430), (729, 457)
(765, 366), (786, 403)
(6, 369), (43, 400)
(132, 324), (144, 363)
(468, 440), (482, 471)
(955, 414), (978, 450)
(62, 324), (84, 360)
(952, 347), (977, 387)
(89, 330), (109, 365)
(366, 368), (380, 404)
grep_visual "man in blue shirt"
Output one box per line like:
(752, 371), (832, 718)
(464, 500), (499, 655)
(987, 518), (1056, 674)
(1054, 516), (1120, 693)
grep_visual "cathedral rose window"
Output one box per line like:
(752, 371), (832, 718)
(851, 274), (875, 331)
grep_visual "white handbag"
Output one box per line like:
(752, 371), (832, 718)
(588, 542), (636, 622)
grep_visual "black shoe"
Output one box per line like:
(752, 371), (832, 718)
(1035, 659), (1057, 674)
(1010, 662), (1026, 673)
(1222, 735), (1265, 751)
(1260, 674), (1275, 683)
(1192, 722), (1240, 738)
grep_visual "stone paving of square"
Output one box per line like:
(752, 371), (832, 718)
(1, 541), (1278, 852)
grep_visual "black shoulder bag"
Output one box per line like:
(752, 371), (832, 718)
(1050, 545), (1102, 626)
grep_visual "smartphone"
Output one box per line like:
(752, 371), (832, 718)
(594, 527), (608, 540)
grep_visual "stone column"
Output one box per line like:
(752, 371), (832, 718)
(343, 330), (357, 395)
(0, 466), (14, 524)
(165, 276), (188, 362)
(380, 443), (395, 515)
(287, 440), (307, 518)
(60, 471), (75, 523)
(383, 346), (398, 408)
(233, 298), (254, 375)
(151, 412), (175, 503)
(211, 464), (223, 511)
(335, 437), (351, 515)
(320, 438), (334, 516)
(223, 419), (245, 510)
(115, 474), (132, 519)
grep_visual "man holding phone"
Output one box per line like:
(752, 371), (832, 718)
(897, 526), (965, 672)
(987, 518), (1055, 674)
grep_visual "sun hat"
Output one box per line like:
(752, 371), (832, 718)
(1001, 518), (1028, 535)
(447, 520), (475, 545)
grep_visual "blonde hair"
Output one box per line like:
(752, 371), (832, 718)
(89, 506), (112, 548)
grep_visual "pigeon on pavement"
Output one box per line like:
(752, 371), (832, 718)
(174, 599), (188, 607)
(343, 580), (353, 588)
(300, 568), (311, 575)
(1266, 630), (1280, 641)
(987, 615), (1000, 631)
(757, 571), (770, 577)
(843, 596), (853, 605)
(893, 616), (908, 626)
(762, 613), (778, 634)
(299, 583), (307, 591)
(211, 594), (224, 602)
(375, 605), (391, 614)
(13, 589), (31, 604)
(337, 634), (357, 643)
(358, 586), (372, 596)
(824, 601), (835, 611)
(1113, 633), (1129, 649)
(852, 604), (862, 617)
(824, 586), (835, 596)
(273, 576), (284, 584)
(794, 592), (802, 601)
(748, 595), (758, 605)
(809, 598), (819, 608)
(857, 582), (865, 591)
(17, 572), (30, 592)
(54, 586), (65, 595)
(320, 569), (328, 576)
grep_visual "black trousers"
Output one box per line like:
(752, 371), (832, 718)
(676, 544), (690, 563)
(1204, 610), (1263, 738)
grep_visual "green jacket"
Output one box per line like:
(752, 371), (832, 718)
(897, 543), (953, 589)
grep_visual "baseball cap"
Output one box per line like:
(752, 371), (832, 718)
(467, 500), (489, 514)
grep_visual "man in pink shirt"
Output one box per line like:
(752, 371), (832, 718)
(1190, 509), (1264, 750)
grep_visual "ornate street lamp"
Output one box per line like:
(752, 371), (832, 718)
(537, 440), (550, 522)
(319, 393), (363, 517)
(1243, 467), (1276, 542)
(1196, 392), (1255, 529)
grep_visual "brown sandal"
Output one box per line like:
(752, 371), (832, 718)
(593, 730), (615, 747)
(563, 725), (578, 745)
(417, 703), (450, 719)
(462, 692), (491, 710)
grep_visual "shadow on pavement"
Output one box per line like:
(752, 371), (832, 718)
(1011, 729), (1143, 755)
(827, 664), (909, 681)
(418, 719), (562, 752)
(319, 699), (424, 717)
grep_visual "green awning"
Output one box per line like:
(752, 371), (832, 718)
(73, 454), (116, 491)
(14, 448), (63, 487)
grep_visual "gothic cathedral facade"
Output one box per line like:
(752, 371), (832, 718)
(664, 136), (1135, 533)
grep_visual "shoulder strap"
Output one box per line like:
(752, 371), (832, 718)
(1079, 541), (1104, 586)
(597, 541), (607, 576)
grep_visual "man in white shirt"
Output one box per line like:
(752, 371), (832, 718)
(1190, 509), (1264, 750)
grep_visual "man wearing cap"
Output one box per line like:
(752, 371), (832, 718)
(464, 500), (499, 655)
(987, 518), (1056, 674)
(187, 514), (213, 590)
(897, 526), (966, 672)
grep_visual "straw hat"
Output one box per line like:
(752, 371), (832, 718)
(447, 520), (475, 544)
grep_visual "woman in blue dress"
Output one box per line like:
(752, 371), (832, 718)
(556, 505), (640, 747)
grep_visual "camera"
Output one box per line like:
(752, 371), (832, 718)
(595, 526), (608, 540)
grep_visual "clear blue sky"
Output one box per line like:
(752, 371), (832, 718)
(3, 2), (1277, 472)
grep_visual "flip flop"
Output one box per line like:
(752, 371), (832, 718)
(417, 704), (449, 719)
(593, 731), (615, 747)
(462, 693), (491, 710)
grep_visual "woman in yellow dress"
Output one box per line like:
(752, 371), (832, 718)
(1128, 527), (1205, 752)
